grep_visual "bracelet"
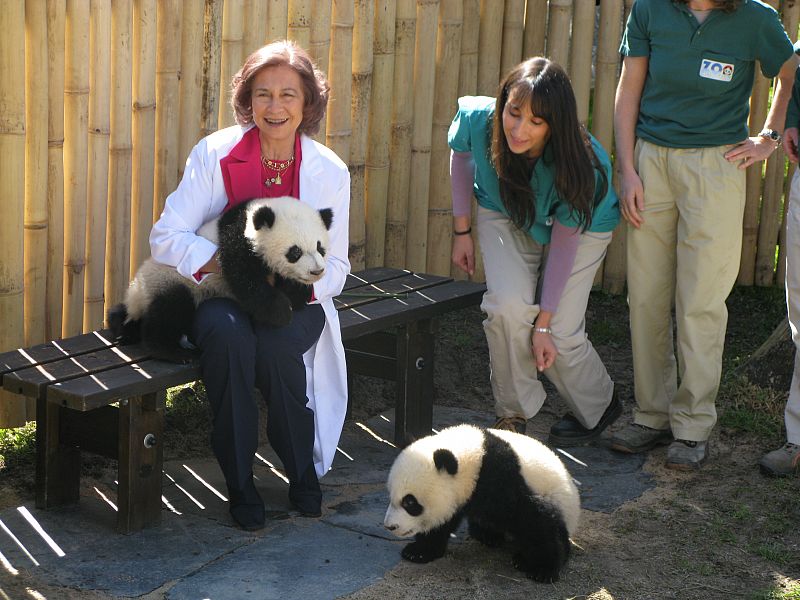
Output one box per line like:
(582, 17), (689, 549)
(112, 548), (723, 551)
(453, 227), (472, 236)
(533, 326), (552, 335)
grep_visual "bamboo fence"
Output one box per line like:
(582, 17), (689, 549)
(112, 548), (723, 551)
(1, 0), (799, 426)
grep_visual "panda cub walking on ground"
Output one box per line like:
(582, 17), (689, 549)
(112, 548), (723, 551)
(383, 424), (580, 583)
(108, 196), (333, 362)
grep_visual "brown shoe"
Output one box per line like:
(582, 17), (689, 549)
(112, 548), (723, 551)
(493, 416), (527, 434)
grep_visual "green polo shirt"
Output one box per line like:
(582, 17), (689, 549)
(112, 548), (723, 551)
(447, 96), (620, 245)
(620, 0), (793, 148)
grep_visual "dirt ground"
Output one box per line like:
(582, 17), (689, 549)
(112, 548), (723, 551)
(1, 289), (799, 599)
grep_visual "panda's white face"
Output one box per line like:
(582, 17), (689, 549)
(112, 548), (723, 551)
(384, 426), (485, 537)
(245, 197), (332, 284)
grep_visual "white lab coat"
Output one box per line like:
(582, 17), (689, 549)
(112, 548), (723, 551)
(150, 124), (350, 477)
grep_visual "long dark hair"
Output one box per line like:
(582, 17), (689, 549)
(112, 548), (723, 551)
(491, 57), (606, 232)
(676, 0), (741, 12)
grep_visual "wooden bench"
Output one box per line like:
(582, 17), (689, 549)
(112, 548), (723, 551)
(0, 267), (485, 533)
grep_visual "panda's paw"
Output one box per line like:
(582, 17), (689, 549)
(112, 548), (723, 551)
(513, 552), (561, 583)
(401, 541), (445, 564)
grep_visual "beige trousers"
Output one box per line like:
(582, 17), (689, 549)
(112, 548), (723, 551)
(477, 206), (614, 427)
(784, 170), (800, 444)
(628, 139), (746, 441)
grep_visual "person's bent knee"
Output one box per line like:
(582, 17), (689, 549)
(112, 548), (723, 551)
(193, 298), (256, 349)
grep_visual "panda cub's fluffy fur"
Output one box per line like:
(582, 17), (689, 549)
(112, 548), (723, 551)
(108, 196), (333, 362)
(383, 424), (580, 583)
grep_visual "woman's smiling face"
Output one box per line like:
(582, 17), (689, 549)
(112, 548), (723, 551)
(501, 90), (550, 159)
(250, 65), (305, 153)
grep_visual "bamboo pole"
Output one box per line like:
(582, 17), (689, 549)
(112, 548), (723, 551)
(46, 0), (66, 340)
(105, 0), (133, 311)
(458, 0), (479, 98)
(455, 0), (485, 281)
(500, 0), (524, 78)
(24, 0), (49, 345)
(739, 74), (770, 285)
(177, 0), (205, 182)
(569, 0), (595, 124)
(755, 144), (784, 286)
(83, 0), (111, 332)
(288, 0), (312, 49)
(522, 0), (547, 58)
(777, 2), (800, 287)
(348, 0), (375, 270)
(243, 0), (268, 54)
(385, 0), (416, 268)
(477, 0), (504, 95)
(201, 0), (223, 140)
(62, 0), (90, 336)
(325, 0), (354, 169)
(595, 0), (625, 294)
(130, 0), (157, 278)
(268, 0), (289, 41)
(405, 0), (440, 271)
(427, 0), (463, 276)
(546, 0), (572, 72)
(309, 0), (332, 142)
(0, 0), (27, 425)
(365, 0), (397, 268)
(154, 0), (182, 222)
(219, 0), (244, 128)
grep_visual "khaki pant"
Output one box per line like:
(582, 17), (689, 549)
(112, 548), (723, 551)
(785, 170), (800, 444)
(477, 206), (614, 427)
(628, 139), (746, 441)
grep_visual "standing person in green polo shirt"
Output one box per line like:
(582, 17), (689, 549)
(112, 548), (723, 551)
(612, 0), (795, 470)
(448, 57), (621, 445)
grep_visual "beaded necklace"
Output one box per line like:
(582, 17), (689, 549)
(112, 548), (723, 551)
(261, 154), (295, 187)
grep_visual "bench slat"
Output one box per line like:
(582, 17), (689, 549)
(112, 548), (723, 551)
(342, 267), (412, 290)
(340, 279), (485, 339)
(3, 346), (154, 399)
(0, 330), (117, 377)
(335, 272), (451, 310)
(47, 361), (200, 411)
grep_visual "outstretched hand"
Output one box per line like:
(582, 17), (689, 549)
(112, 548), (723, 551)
(531, 329), (557, 372)
(451, 234), (475, 276)
(618, 169), (645, 228)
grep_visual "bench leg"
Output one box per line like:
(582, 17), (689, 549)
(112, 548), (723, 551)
(117, 392), (165, 534)
(35, 397), (80, 509)
(394, 319), (436, 446)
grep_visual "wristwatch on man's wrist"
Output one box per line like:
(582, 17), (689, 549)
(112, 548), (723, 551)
(758, 128), (782, 145)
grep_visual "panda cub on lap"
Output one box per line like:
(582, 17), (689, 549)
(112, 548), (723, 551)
(383, 424), (580, 583)
(108, 196), (333, 362)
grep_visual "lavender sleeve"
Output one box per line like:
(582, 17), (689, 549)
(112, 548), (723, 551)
(450, 150), (475, 217)
(539, 221), (581, 313)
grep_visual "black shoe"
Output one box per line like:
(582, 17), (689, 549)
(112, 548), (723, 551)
(547, 391), (623, 447)
(288, 465), (322, 518)
(228, 476), (265, 531)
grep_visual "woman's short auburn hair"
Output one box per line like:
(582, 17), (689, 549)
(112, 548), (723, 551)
(230, 40), (330, 135)
(676, 0), (741, 12)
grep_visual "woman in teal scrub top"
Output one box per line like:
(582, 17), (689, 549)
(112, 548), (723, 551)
(448, 57), (621, 446)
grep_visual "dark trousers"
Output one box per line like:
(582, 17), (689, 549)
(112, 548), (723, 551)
(192, 297), (325, 496)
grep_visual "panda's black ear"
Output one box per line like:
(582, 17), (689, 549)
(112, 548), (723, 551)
(253, 206), (276, 230)
(433, 449), (458, 475)
(318, 208), (333, 231)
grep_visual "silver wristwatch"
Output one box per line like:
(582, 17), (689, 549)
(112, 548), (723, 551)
(758, 128), (782, 145)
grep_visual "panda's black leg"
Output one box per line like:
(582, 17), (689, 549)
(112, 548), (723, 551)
(401, 513), (463, 563)
(468, 518), (505, 548)
(107, 303), (141, 344)
(140, 285), (198, 363)
(510, 498), (571, 583)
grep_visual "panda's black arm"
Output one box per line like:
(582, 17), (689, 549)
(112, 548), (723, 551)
(401, 511), (464, 564)
(217, 209), (292, 327)
(274, 275), (313, 309)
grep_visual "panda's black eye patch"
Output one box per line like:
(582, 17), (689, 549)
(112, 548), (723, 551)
(317, 241), (326, 257)
(285, 245), (302, 263)
(401, 494), (423, 516)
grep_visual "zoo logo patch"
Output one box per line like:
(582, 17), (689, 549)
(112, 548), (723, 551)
(699, 58), (734, 82)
